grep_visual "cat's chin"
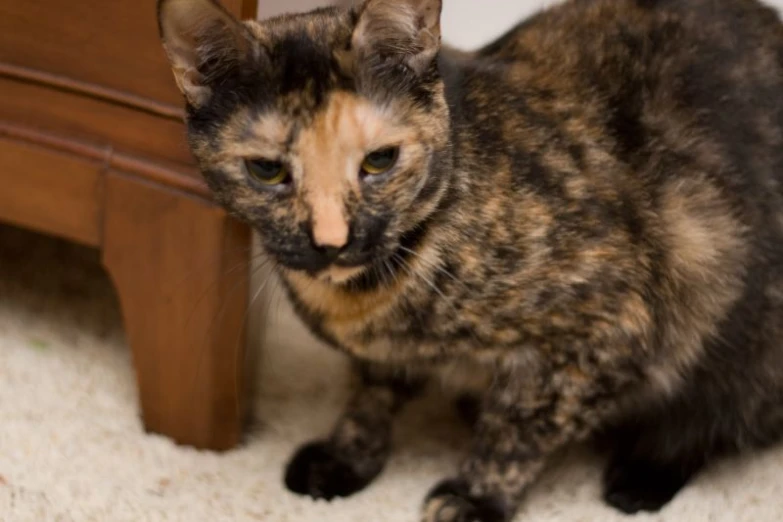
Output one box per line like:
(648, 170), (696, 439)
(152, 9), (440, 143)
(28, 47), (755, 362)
(315, 265), (368, 286)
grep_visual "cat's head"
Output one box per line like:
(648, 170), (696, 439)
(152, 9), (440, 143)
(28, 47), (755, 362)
(158, 0), (451, 285)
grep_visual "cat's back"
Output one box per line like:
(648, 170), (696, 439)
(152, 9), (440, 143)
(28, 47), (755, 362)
(452, 0), (783, 413)
(472, 0), (783, 131)
(463, 0), (783, 205)
(444, 0), (783, 362)
(477, 0), (783, 68)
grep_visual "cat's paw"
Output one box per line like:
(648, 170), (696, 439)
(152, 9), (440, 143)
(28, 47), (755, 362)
(284, 441), (377, 500)
(603, 457), (693, 514)
(422, 479), (509, 522)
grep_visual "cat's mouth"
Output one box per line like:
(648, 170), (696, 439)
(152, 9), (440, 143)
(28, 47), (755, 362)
(282, 216), (433, 289)
(307, 248), (399, 289)
(316, 264), (369, 285)
(312, 223), (432, 289)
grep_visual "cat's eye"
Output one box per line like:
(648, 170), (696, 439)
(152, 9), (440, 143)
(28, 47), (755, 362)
(360, 147), (399, 177)
(245, 158), (291, 186)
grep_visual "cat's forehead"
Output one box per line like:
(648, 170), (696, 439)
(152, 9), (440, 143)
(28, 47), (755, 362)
(248, 7), (353, 43)
(243, 9), (355, 111)
(223, 90), (407, 160)
(247, 9), (353, 72)
(203, 6), (441, 160)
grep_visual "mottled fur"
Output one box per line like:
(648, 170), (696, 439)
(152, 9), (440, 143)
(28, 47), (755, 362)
(158, 0), (783, 520)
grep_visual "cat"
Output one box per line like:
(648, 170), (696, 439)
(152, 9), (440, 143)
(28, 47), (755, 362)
(157, 0), (783, 520)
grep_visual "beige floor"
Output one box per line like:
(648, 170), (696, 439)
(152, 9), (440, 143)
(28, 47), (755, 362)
(1, 224), (782, 522)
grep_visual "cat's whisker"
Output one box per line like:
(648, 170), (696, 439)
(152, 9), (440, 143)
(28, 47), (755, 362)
(369, 261), (384, 288)
(258, 269), (285, 358)
(393, 253), (484, 347)
(183, 255), (268, 332)
(232, 258), (280, 420)
(392, 253), (459, 318)
(383, 258), (397, 287)
(392, 254), (454, 342)
(397, 245), (468, 291)
(272, 275), (288, 356)
(171, 244), (256, 291)
(187, 257), (271, 409)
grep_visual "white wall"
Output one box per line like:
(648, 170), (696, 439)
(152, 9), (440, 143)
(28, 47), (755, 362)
(764, 0), (783, 12)
(258, 0), (329, 18)
(440, 0), (554, 49)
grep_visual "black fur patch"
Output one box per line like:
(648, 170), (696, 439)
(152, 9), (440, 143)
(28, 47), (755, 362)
(603, 455), (704, 514)
(284, 441), (378, 500)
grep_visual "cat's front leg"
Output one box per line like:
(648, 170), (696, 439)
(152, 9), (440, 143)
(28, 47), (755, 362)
(422, 362), (629, 522)
(285, 361), (426, 500)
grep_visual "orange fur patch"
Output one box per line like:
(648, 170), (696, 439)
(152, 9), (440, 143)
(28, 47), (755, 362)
(294, 92), (407, 248)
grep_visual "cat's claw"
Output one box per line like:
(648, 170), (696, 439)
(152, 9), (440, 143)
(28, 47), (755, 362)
(284, 441), (376, 500)
(423, 480), (509, 522)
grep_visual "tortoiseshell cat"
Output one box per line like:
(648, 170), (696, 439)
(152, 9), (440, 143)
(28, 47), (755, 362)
(158, 0), (783, 520)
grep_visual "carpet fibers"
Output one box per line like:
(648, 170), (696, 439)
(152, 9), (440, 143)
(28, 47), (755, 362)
(1, 225), (782, 522)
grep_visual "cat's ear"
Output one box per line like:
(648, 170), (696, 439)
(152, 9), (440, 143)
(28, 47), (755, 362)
(157, 0), (254, 107)
(352, 0), (443, 75)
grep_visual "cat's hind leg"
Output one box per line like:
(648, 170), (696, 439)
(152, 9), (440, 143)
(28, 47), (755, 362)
(602, 451), (705, 514)
(599, 414), (709, 515)
(601, 363), (783, 514)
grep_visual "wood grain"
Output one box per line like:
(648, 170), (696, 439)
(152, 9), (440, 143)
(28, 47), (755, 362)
(0, 75), (194, 167)
(102, 173), (252, 450)
(0, 0), (257, 110)
(0, 122), (209, 198)
(0, 62), (185, 121)
(0, 0), (258, 451)
(0, 135), (103, 247)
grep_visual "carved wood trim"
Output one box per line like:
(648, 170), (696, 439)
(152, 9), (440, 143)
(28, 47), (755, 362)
(0, 63), (185, 122)
(0, 122), (210, 198)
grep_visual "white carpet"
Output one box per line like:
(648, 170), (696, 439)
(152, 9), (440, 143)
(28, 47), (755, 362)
(1, 224), (782, 522)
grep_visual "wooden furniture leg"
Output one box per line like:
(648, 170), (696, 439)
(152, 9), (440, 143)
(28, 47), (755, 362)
(101, 172), (252, 451)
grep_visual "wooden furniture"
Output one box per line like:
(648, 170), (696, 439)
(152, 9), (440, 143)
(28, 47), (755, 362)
(0, 0), (258, 451)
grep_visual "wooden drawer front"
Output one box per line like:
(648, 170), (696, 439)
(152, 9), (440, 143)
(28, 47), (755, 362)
(0, 0), (252, 109)
(0, 76), (193, 168)
(0, 136), (102, 247)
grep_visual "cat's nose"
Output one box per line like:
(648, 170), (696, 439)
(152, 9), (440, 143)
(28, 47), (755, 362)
(309, 205), (350, 254)
(309, 226), (353, 262)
